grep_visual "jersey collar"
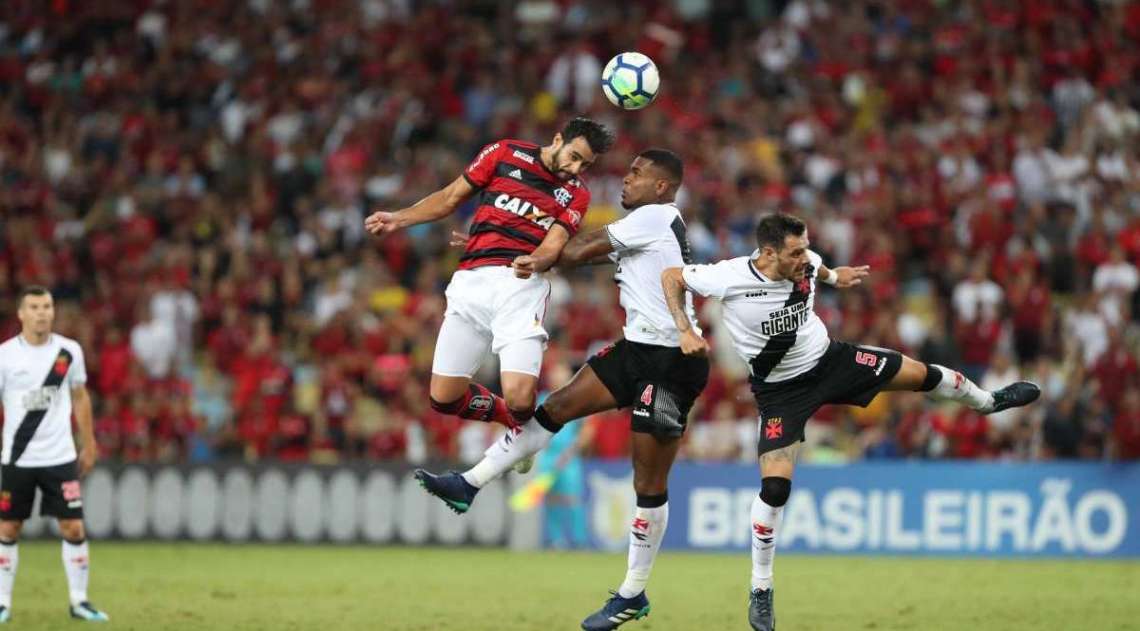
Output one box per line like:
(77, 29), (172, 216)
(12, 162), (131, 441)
(747, 251), (773, 282)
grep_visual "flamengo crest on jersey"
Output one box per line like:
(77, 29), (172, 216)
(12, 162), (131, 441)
(460, 140), (591, 271)
(682, 250), (830, 383)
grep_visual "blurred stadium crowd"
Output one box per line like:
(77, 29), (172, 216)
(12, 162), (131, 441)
(0, 0), (1138, 465)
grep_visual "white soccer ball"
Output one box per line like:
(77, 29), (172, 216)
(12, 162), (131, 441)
(601, 52), (660, 110)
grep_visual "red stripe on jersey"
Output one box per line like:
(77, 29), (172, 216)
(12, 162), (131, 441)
(459, 140), (590, 270)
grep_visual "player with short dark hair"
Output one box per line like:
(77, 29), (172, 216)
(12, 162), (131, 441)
(0, 287), (108, 622)
(365, 118), (614, 471)
(660, 214), (1041, 631)
(416, 149), (707, 630)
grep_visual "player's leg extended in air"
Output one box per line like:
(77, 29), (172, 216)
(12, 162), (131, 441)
(415, 361), (617, 514)
(745, 353), (1039, 631)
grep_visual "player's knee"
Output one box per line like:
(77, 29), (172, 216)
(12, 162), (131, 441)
(58, 520), (85, 542)
(760, 476), (792, 507)
(502, 385), (536, 415)
(633, 469), (668, 497)
(429, 394), (464, 415)
(0, 521), (21, 542)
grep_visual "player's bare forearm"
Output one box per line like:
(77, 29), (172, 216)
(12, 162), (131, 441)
(555, 228), (614, 268)
(398, 176), (473, 226)
(366, 175), (474, 235)
(72, 386), (96, 448)
(661, 267), (692, 333)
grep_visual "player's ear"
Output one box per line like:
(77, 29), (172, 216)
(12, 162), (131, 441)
(551, 132), (563, 150)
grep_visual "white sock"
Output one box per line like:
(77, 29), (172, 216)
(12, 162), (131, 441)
(462, 418), (555, 488)
(62, 540), (89, 606)
(927, 365), (994, 411)
(617, 502), (668, 598)
(751, 493), (782, 592)
(0, 541), (16, 608)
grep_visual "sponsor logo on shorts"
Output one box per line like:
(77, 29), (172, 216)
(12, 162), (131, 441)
(764, 417), (783, 440)
(63, 480), (83, 508)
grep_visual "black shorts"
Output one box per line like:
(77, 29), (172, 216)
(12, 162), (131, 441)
(0, 461), (85, 520)
(751, 341), (902, 455)
(587, 339), (710, 438)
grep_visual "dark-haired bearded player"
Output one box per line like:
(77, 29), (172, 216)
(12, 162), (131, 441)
(661, 213), (1041, 631)
(366, 118), (614, 473)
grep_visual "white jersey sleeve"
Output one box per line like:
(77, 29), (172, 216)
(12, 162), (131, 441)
(807, 249), (823, 271)
(606, 205), (664, 253)
(681, 259), (742, 299)
(66, 341), (87, 387)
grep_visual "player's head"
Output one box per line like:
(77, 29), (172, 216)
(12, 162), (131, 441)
(621, 148), (683, 209)
(755, 214), (810, 281)
(546, 117), (615, 180)
(17, 285), (54, 336)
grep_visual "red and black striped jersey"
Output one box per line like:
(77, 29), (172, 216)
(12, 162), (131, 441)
(458, 139), (590, 271)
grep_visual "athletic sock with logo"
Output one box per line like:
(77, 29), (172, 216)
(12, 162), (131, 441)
(617, 494), (668, 599)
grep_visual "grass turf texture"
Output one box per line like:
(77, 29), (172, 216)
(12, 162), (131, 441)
(5, 543), (1136, 630)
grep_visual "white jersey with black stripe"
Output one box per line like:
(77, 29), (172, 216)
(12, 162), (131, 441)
(682, 250), (830, 383)
(605, 203), (701, 347)
(0, 334), (86, 466)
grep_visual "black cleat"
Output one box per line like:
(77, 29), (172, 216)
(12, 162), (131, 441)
(413, 469), (479, 514)
(581, 590), (650, 630)
(748, 588), (774, 631)
(984, 381), (1041, 414)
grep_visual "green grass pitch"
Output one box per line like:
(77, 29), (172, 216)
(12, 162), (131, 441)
(5, 543), (1136, 630)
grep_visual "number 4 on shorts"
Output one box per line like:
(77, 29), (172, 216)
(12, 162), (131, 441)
(640, 385), (654, 406)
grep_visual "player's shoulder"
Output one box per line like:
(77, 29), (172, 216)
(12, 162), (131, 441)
(52, 334), (85, 355)
(621, 203), (677, 227)
(0, 336), (19, 355)
(637, 203), (682, 219)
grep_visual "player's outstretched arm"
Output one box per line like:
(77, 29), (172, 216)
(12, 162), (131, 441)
(661, 267), (710, 355)
(72, 385), (98, 476)
(557, 227), (614, 267)
(817, 263), (870, 289)
(364, 175), (475, 237)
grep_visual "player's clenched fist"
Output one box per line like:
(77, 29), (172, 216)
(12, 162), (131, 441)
(679, 329), (710, 356)
(511, 255), (537, 279)
(364, 211), (401, 236)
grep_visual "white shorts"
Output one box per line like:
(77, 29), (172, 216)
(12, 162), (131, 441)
(432, 267), (551, 378)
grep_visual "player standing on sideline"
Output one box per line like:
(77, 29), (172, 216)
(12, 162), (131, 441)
(0, 287), (108, 622)
(416, 150), (709, 630)
(365, 119), (614, 466)
(660, 214), (1040, 631)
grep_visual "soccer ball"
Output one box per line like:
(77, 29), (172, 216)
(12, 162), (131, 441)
(601, 52), (659, 110)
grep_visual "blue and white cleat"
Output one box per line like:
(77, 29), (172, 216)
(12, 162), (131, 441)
(69, 601), (109, 622)
(414, 469), (480, 514)
(0, 605), (10, 623)
(581, 590), (650, 630)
